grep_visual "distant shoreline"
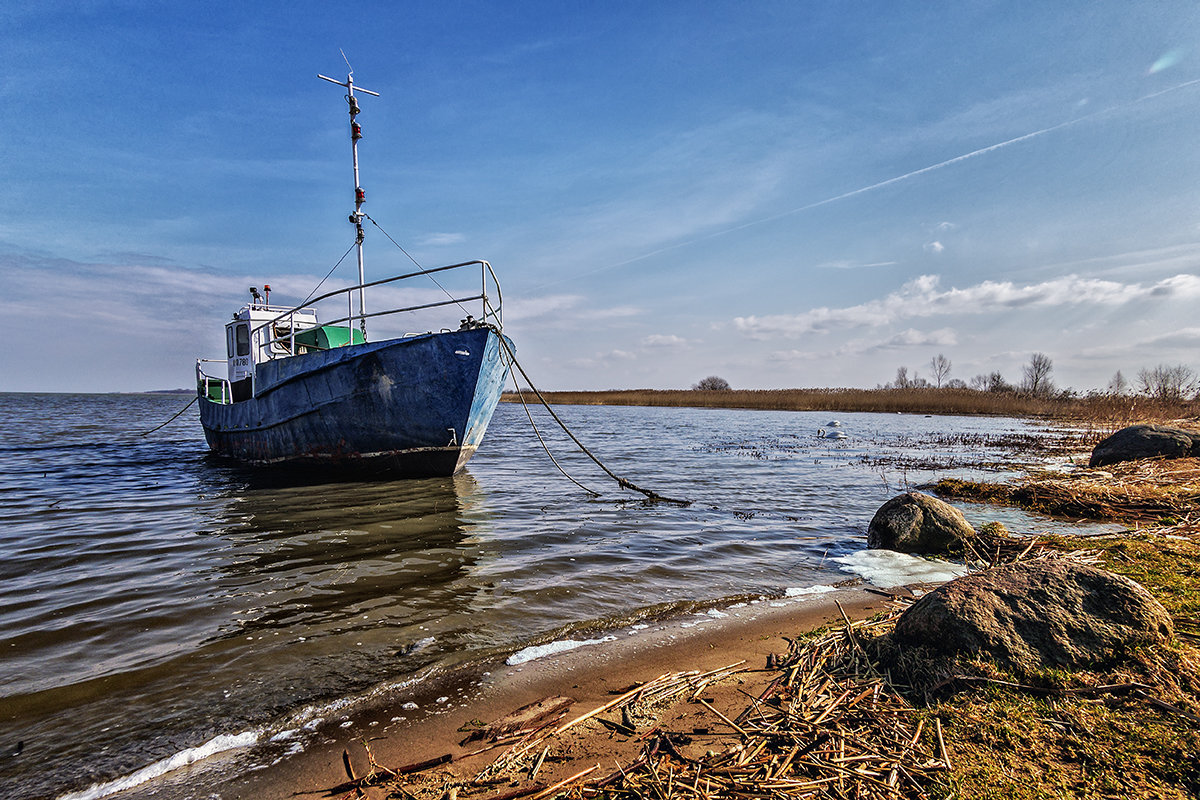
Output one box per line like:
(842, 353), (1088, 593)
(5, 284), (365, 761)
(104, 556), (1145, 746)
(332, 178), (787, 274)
(503, 387), (1199, 424)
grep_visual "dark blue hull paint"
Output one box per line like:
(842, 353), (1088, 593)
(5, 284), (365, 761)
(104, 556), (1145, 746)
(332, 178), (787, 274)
(199, 327), (511, 477)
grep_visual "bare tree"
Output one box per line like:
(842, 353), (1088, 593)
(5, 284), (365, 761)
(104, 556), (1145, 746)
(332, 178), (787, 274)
(1106, 370), (1128, 396)
(1136, 364), (1198, 401)
(971, 371), (1013, 393)
(692, 375), (731, 391)
(929, 354), (951, 388)
(1020, 353), (1055, 398)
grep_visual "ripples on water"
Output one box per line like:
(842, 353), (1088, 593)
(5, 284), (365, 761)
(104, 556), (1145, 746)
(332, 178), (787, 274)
(0, 393), (1106, 799)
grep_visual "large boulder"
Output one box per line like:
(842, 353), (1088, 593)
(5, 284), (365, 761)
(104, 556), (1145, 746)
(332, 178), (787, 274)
(893, 561), (1173, 674)
(867, 492), (976, 553)
(1089, 424), (1200, 467)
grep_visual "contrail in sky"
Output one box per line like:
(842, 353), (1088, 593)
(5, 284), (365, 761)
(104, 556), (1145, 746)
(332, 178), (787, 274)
(532, 77), (1200, 290)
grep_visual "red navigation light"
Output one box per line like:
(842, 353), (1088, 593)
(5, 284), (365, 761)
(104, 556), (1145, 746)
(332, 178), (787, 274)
(355, 187), (366, 204)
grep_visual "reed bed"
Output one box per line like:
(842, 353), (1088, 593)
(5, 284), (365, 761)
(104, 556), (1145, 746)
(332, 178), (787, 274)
(504, 388), (1199, 426)
(935, 457), (1200, 523)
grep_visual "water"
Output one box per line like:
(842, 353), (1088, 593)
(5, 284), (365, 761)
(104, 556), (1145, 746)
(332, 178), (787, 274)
(0, 394), (1113, 799)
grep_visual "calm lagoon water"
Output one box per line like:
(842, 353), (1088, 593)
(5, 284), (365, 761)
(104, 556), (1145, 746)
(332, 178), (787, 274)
(0, 393), (1111, 799)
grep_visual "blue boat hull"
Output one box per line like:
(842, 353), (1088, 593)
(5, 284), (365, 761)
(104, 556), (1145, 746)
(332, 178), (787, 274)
(199, 327), (511, 477)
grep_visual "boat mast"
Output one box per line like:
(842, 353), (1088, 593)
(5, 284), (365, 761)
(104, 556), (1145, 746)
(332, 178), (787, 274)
(317, 69), (379, 340)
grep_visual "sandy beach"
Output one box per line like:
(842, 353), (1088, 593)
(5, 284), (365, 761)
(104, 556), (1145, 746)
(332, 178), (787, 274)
(192, 587), (894, 800)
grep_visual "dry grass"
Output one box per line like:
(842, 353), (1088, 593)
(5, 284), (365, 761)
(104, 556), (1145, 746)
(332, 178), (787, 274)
(504, 388), (1200, 426)
(935, 457), (1200, 523)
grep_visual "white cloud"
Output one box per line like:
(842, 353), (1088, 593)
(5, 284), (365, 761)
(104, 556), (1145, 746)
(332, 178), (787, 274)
(732, 273), (1200, 339)
(566, 348), (638, 369)
(503, 294), (584, 322)
(1079, 326), (1200, 360)
(419, 232), (466, 246)
(924, 241), (945, 253)
(815, 259), (898, 270)
(642, 334), (688, 348)
(867, 327), (958, 351)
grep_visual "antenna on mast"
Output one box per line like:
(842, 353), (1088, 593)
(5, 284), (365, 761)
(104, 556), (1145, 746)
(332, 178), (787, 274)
(318, 64), (379, 340)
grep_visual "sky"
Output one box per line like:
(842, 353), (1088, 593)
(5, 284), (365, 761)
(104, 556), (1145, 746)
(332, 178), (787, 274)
(2, 1), (1200, 393)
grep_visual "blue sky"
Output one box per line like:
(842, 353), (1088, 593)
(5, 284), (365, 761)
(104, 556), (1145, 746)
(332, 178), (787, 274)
(2, 1), (1199, 393)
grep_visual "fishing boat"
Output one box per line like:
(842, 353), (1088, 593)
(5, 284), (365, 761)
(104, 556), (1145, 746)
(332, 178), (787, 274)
(195, 71), (513, 477)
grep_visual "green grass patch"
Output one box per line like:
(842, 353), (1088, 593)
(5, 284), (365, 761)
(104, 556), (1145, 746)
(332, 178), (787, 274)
(928, 691), (1200, 799)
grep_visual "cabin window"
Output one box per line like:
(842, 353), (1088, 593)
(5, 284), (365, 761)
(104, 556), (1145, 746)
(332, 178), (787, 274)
(226, 326), (235, 358)
(271, 324), (293, 353)
(236, 324), (250, 357)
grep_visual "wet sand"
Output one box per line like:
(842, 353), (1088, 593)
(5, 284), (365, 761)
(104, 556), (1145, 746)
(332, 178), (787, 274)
(201, 587), (894, 800)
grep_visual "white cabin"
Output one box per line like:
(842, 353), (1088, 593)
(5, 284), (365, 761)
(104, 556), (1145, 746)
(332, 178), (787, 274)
(226, 304), (319, 380)
(222, 297), (319, 401)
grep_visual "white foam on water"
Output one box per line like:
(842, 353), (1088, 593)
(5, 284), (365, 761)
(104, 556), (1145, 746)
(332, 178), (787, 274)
(506, 635), (618, 665)
(56, 730), (262, 800)
(832, 550), (968, 588)
(784, 584), (838, 598)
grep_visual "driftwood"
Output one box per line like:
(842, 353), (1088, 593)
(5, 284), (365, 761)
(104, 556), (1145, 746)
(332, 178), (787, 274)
(460, 696), (576, 745)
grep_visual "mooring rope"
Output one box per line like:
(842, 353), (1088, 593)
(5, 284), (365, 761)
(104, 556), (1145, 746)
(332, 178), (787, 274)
(510, 379), (602, 497)
(497, 335), (690, 505)
(140, 395), (197, 437)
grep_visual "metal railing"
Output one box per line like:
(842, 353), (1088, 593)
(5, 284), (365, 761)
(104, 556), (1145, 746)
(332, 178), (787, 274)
(252, 259), (503, 356)
(196, 359), (231, 404)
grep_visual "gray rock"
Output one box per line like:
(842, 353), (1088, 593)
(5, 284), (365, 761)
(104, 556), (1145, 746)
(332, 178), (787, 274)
(867, 492), (976, 553)
(893, 561), (1173, 674)
(1089, 424), (1200, 467)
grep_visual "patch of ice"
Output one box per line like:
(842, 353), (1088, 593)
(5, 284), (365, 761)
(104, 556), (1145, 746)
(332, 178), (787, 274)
(56, 731), (261, 800)
(506, 635), (618, 666)
(784, 584), (837, 598)
(832, 550), (967, 589)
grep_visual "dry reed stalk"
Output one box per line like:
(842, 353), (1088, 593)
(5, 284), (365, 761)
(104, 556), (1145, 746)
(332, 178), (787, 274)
(940, 456), (1200, 523)
(548, 608), (951, 799)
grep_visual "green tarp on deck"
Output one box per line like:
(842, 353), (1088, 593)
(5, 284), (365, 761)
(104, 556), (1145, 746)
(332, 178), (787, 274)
(292, 325), (366, 350)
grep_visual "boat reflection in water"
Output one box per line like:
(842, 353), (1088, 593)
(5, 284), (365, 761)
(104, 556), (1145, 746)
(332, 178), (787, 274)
(4, 466), (499, 800)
